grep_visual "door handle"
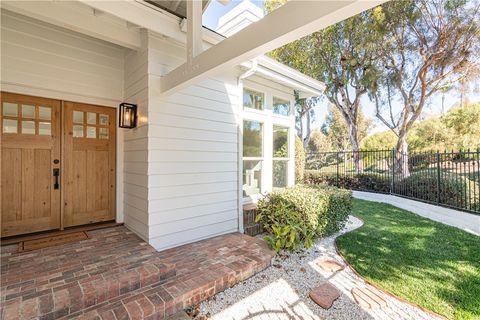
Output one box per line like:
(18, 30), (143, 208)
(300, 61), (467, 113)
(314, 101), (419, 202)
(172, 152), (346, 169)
(53, 168), (60, 190)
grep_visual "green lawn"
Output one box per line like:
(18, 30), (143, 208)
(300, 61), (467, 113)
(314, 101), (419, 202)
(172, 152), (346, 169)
(336, 199), (480, 320)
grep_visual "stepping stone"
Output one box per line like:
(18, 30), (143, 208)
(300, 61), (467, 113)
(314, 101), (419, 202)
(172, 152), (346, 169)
(351, 287), (387, 310)
(316, 259), (345, 272)
(309, 283), (341, 309)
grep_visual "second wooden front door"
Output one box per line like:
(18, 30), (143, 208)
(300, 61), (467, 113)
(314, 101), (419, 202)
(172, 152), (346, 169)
(63, 102), (116, 227)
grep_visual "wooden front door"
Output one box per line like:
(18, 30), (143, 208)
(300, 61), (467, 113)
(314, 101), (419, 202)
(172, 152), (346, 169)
(1, 93), (61, 237)
(63, 102), (116, 227)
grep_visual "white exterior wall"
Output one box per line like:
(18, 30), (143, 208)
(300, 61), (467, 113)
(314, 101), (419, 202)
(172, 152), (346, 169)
(0, 10), (126, 223)
(146, 34), (240, 250)
(1, 10), (302, 251)
(122, 31), (150, 240)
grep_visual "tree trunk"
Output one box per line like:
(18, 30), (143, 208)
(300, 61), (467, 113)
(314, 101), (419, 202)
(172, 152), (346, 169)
(346, 120), (363, 173)
(395, 132), (410, 177)
(303, 111), (312, 149)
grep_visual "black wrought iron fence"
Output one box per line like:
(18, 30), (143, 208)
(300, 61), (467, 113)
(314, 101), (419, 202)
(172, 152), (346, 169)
(305, 149), (480, 214)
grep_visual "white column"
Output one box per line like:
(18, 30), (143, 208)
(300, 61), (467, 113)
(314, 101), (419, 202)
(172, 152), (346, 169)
(186, 0), (203, 65)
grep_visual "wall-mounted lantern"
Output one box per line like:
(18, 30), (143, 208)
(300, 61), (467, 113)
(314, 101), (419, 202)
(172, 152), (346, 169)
(119, 103), (137, 128)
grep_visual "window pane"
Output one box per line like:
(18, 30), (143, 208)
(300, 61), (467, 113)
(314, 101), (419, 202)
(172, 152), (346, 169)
(22, 121), (35, 134)
(273, 126), (289, 158)
(73, 111), (84, 124)
(273, 97), (290, 116)
(3, 102), (17, 117)
(243, 89), (264, 110)
(87, 112), (96, 124)
(243, 160), (262, 196)
(73, 125), (84, 137)
(87, 126), (96, 138)
(39, 122), (51, 136)
(99, 127), (109, 139)
(99, 114), (109, 125)
(22, 105), (35, 119)
(243, 120), (263, 157)
(273, 161), (288, 189)
(39, 107), (51, 120)
(3, 119), (17, 133)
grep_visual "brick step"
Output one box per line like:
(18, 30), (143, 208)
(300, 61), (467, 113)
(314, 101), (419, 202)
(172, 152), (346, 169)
(67, 261), (270, 319)
(1, 228), (177, 319)
(64, 242), (275, 319)
(3, 262), (176, 320)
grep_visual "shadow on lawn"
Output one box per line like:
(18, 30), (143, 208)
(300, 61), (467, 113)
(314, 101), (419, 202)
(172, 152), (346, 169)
(336, 199), (480, 319)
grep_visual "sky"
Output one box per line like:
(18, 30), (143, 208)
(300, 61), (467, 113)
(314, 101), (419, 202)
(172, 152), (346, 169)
(203, 0), (480, 135)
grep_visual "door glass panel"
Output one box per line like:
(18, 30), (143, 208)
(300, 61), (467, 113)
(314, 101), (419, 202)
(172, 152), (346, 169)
(87, 112), (96, 124)
(73, 125), (84, 137)
(2, 102), (18, 117)
(39, 122), (51, 136)
(22, 120), (35, 134)
(22, 105), (35, 119)
(86, 126), (96, 138)
(73, 111), (84, 124)
(3, 119), (17, 133)
(39, 107), (51, 120)
(99, 127), (109, 139)
(99, 114), (109, 125)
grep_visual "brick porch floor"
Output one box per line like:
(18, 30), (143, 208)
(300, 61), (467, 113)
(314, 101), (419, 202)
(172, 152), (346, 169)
(1, 226), (275, 319)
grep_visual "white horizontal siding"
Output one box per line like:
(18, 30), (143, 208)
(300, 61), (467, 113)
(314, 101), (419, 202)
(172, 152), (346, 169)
(122, 30), (150, 240)
(0, 10), (124, 106)
(146, 34), (239, 251)
(148, 220), (238, 251)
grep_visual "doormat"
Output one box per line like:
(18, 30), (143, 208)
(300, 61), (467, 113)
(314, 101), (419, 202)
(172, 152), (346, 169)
(18, 232), (89, 252)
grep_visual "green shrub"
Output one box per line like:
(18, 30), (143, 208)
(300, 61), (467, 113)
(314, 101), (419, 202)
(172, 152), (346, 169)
(295, 136), (305, 183)
(304, 170), (391, 193)
(256, 185), (352, 252)
(393, 171), (479, 210)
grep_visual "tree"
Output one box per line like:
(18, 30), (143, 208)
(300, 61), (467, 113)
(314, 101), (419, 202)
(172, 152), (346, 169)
(372, 0), (480, 174)
(265, 0), (383, 172)
(321, 105), (372, 152)
(293, 90), (319, 149)
(407, 117), (454, 151)
(442, 102), (480, 149)
(361, 131), (397, 150)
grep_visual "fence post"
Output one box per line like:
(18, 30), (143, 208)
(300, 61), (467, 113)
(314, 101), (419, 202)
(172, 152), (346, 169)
(336, 152), (339, 187)
(436, 150), (441, 204)
(391, 149), (395, 194)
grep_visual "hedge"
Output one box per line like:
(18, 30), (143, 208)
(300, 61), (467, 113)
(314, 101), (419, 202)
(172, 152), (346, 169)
(304, 170), (391, 193)
(256, 185), (352, 252)
(393, 171), (479, 210)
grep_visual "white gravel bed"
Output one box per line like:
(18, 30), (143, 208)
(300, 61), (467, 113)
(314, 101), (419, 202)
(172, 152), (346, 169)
(196, 216), (441, 320)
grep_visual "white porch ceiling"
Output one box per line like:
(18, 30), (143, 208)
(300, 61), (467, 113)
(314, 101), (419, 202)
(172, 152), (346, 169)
(145, 0), (211, 19)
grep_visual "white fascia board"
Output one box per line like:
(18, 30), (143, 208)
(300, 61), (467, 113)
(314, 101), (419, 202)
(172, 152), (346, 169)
(161, 0), (387, 95)
(256, 56), (326, 93)
(1, 0), (141, 50)
(239, 61), (322, 97)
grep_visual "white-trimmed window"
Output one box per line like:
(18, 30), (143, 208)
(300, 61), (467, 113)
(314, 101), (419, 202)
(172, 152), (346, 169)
(243, 120), (263, 196)
(243, 88), (264, 110)
(273, 126), (289, 189)
(241, 85), (295, 200)
(273, 97), (291, 116)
